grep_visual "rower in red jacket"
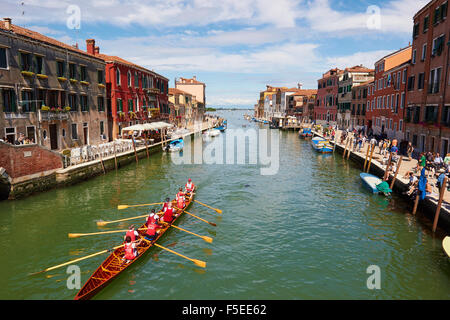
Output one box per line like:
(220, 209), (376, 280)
(185, 178), (195, 194)
(176, 187), (185, 209)
(123, 225), (139, 242)
(162, 197), (171, 212)
(144, 219), (161, 241)
(163, 202), (175, 223)
(123, 236), (138, 262)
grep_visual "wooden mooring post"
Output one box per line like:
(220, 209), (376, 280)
(144, 133), (150, 159)
(366, 144), (375, 173)
(390, 156), (403, 190)
(383, 152), (393, 181)
(113, 142), (118, 170)
(412, 193), (420, 215)
(432, 177), (447, 233)
(343, 138), (349, 158)
(363, 144), (371, 172)
(131, 137), (139, 164)
(347, 137), (353, 160)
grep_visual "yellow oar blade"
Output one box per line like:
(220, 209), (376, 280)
(68, 233), (82, 238)
(96, 220), (107, 227)
(203, 236), (213, 243)
(117, 202), (163, 210)
(117, 205), (129, 210)
(193, 259), (206, 268)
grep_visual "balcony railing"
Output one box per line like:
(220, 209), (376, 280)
(40, 111), (69, 121)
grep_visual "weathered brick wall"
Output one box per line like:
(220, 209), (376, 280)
(0, 142), (63, 179)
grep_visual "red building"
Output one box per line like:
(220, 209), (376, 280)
(315, 68), (343, 126)
(85, 39), (169, 139)
(406, 0), (450, 154)
(366, 46), (411, 141)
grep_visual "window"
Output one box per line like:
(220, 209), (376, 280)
(0, 47), (8, 69)
(21, 90), (35, 112)
(99, 121), (105, 136)
(34, 55), (44, 74)
(412, 49), (416, 64)
(403, 69), (407, 83)
(408, 75), (415, 91)
(27, 126), (36, 142)
(116, 68), (121, 85)
(71, 123), (78, 140)
(80, 95), (88, 112)
(134, 72), (139, 88)
(5, 127), (16, 144)
(401, 92), (405, 109)
(399, 120), (403, 131)
(57, 61), (65, 77)
(418, 73), (425, 89)
(429, 67), (442, 93)
(69, 63), (77, 79)
(425, 105), (438, 123)
(128, 99), (134, 112)
(117, 99), (123, 112)
(68, 94), (78, 111)
(432, 34), (446, 56)
(413, 23), (419, 38)
(421, 44), (427, 61)
(97, 96), (104, 112)
(97, 70), (103, 83)
(80, 66), (87, 81)
(2, 89), (16, 112)
(423, 15), (429, 33)
(127, 71), (131, 87)
(20, 52), (32, 72)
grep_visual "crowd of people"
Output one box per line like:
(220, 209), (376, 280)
(319, 125), (450, 201)
(0, 133), (35, 145)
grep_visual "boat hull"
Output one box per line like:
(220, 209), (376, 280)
(360, 173), (382, 193)
(311, 137), (333, 153)
(74, 189), (195, 300)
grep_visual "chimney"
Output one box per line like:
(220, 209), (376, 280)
(193, 75), (196, 80)
(297, 83), (302, 89)
(86, 39), (95, 55)
(3, 18), (12, 31)
(73, 43), (79, 49)
(94, 46), (100, 54)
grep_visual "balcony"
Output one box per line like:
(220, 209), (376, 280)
(40, 111), (69, 121)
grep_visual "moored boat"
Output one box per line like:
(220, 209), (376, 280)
(74, 189), (195, 300)
(443, 236), (450, 258)
(165, 139), (184, 152)
(299, 128), (312, 138)
(311, 137), (333, 153)
(359, 173), (392, 195)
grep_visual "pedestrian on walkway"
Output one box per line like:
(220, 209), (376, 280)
(407, 142), (414, 161)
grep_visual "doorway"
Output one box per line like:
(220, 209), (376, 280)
(83, 123), (89, 145)
(49, 124), (58, 150)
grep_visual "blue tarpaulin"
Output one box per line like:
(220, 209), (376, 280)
(418, 168), (427, 201)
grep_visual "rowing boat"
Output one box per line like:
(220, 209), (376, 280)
(73, 188), (195, 300)
(311, 137), (333, 153)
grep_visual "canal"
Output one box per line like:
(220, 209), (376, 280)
(0, 110), (449, 300)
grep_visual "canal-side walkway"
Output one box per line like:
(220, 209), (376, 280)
(6, 121), (216, 199)
(312, 129), (450, 232)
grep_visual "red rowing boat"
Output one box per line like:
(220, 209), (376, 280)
(74, 189), (195, 300)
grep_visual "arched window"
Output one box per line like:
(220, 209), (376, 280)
(127, 71), (131, 87)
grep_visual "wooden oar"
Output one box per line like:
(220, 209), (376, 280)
(29, 244), (125, 276)
(153, 243), (206, 268)
(194, 200), (222, 214)
(97, 214), (150, 226)
(184, 211), (217, 227)
(117, 202), (163, 210)
(164, 223), (213, 243)
(68, 227), (149, 238)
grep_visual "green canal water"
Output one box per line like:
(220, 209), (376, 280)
(0, 110), (449, 300)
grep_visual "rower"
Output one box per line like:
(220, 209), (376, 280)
(176, 187), (185, 209)
(123, 236), (138, 262)
(144, 219), (161, 242)
(162, 197), (171, 212)
(185, 178), (195, 195)
(146, 209), (157, 226)
(162, 202), (175, 223)
(124, 225), (139, 243)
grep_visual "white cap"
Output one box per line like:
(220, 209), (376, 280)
(149, 213), (154, 218)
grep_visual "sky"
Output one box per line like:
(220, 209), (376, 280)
(2, 0), (429, 108)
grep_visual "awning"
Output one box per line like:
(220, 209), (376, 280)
(121, 122), (173, 134)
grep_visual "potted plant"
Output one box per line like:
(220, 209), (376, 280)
(64, 106), (71, 112)
(21, 70), (35, 77)
(58, 76), (67, 82)
(41, 105), (50, 111)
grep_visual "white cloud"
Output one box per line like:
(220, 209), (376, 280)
(325, 50), (393, 70)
